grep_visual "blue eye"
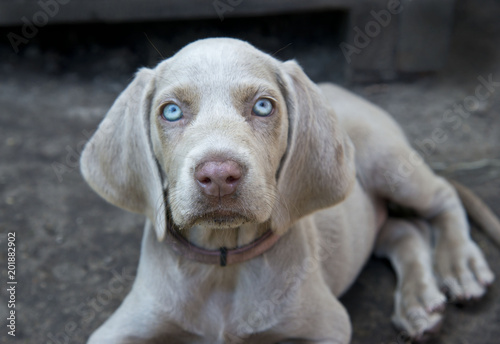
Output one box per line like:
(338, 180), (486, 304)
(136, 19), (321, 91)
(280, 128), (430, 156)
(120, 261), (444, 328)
(252, 98), (274, 117)
(162, 103), (183, 121)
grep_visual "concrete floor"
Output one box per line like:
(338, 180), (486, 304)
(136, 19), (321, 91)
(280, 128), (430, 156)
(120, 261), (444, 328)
(0, 0), (499, 343)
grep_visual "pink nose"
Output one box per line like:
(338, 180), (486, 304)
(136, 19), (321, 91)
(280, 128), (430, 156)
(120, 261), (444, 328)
(195, 160), (243, 197)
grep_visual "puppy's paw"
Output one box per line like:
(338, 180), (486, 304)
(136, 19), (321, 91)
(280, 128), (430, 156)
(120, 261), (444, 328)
(435, 239), (495, 302)
(391, 276), (446, 341)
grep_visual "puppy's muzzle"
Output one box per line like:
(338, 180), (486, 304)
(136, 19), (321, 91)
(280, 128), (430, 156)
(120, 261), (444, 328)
(195, 160), (243, 197)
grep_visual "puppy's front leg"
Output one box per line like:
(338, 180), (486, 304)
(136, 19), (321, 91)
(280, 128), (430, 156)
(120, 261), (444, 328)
(87, 290), (151, 344)
(87, 287), (185, 344)
(87, 289), (149, 343)
(276, 280), (351, 344)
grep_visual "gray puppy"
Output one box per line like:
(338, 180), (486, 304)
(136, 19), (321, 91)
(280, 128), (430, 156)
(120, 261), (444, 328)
(81, 38), (499, 343)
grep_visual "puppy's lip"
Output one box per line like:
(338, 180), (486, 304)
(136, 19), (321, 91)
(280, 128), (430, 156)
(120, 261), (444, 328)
(191, 210), (252, 228)
(203, 209), (243, 217)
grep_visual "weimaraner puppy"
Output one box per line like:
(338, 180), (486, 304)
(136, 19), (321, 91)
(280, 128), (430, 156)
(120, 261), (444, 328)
(80, 38), (500, 343)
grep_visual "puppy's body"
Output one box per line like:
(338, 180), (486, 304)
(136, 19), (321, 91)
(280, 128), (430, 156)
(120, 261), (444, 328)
(81, 38), (498, 343)
(117, 186), (377, 343)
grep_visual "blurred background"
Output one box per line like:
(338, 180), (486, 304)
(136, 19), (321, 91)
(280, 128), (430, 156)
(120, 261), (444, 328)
(0, 0), (499, 343)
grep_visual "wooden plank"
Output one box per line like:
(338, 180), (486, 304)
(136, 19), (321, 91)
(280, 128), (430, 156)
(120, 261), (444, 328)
(0, 0), (352, 26)
(397, 0), (456, 72)
(344, 0), (400, 82)
(0, 0), (456, 82)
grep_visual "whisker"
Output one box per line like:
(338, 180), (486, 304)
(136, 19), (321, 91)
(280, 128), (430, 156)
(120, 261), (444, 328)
(271, 43), (292, 57)
(144, 33), (164, 59)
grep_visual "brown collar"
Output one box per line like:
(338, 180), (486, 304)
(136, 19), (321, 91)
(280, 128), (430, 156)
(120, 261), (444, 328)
(165, 223), (281, 267)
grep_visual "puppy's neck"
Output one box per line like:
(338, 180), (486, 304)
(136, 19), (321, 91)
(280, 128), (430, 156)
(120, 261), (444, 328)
(181, 223), (268, 250)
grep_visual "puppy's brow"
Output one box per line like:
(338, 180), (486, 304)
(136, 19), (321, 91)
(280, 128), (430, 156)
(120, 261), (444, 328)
(232, 83), (280, 103)
(158, 85), (200, 108)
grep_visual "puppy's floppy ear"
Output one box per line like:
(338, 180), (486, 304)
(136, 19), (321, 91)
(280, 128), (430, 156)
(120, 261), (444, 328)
(80, 68), (166, 241)
(272, 60), (356, 234)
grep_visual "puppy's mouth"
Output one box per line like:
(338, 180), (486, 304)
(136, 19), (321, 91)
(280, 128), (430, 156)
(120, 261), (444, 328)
(192, 210), (251, 229)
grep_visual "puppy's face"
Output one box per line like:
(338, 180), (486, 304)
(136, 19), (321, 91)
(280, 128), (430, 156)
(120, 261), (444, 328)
(149, 39), (289, 230)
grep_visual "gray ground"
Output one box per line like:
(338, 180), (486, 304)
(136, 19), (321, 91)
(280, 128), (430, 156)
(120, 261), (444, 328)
(0, 0), (499, 343)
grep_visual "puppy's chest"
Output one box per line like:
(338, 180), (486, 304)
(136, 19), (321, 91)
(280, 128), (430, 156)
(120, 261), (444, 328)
(168, 255), (308, 338)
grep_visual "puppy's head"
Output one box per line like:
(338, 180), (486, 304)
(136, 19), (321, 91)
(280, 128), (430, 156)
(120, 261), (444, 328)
(80, 38), (355, 241)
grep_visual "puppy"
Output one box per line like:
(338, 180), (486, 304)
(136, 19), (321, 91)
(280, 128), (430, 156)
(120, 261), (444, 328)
(80, 38), (499, 343)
